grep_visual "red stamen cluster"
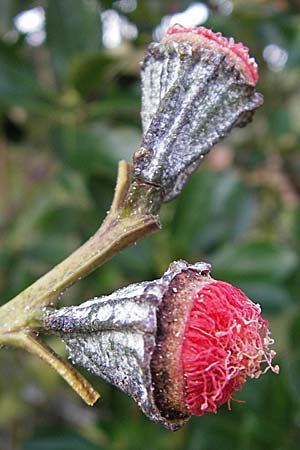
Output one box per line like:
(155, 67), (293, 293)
(181, 281), (279, 416)
(166, 24), (258, 85)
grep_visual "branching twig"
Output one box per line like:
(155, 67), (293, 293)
(0, 160), (162, 402)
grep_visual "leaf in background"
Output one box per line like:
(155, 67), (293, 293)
(0, 42), (52, 111)
(49, 122), (140, 177)
(68, 49), (141, 99)
(210, 241), (297, 312)
(231, 281), (291, 313)
(21, 431), (100, 450)
(288, 310), (300, 349)
(211, 241), (297, 283)
(285, 350), (300, 405)
(45, 0), (102, 83)
(49, 123), (116, 177)
(68, 52), (119, 97)
(270, 107), (292, 139)
(112, 237), (157, 282)
(294, 206), (300, 257)
(0, 0), (15, 35)
(171, 170), (256, 256)
(86, 93), (140, 125)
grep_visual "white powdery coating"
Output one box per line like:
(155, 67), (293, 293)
(45, 260), (211, 431)
(136, 40), (263, 201)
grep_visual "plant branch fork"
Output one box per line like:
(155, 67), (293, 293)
(0, 160), (162, 404)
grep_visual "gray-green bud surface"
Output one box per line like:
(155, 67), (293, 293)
(44, 260), (211, 431)
(134, 29), (263, 202)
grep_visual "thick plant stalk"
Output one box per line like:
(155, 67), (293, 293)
(0, 161), (161, 335)
(0, 161), (162, 403)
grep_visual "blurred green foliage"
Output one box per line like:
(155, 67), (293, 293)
(0, 1), (299, 449)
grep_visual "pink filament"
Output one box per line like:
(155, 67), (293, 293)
(181, 281), (278, 416)
(167, 24), (258, 85)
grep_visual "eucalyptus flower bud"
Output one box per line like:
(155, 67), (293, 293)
(45, 260), (278, 431)
(134, 25), (264, 202)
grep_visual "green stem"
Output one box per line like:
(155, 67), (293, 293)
(0, 160), (162, 404)
(0, 211), (159, 334)
(0, 161), (162, 335)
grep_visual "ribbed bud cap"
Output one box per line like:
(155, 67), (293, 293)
(44, 261), (278, 430)
(134, 25), (263, 202)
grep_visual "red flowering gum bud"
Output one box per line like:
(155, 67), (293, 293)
(134, 25), (263, 202)
(44, 261), (278, 431)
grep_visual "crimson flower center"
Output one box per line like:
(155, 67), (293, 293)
(181, 281), (278, 415)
